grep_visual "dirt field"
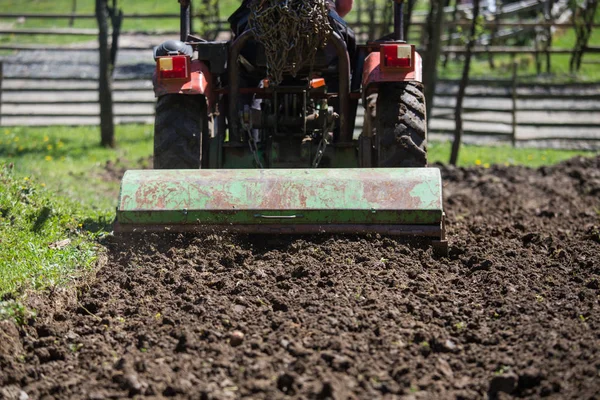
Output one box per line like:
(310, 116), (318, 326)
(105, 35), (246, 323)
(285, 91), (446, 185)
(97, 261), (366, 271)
(1, 156), (599, 399)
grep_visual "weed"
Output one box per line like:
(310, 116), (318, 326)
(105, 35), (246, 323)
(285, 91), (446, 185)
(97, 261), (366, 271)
(495, 365), (511, 375)
(535, 294), (544, 303)
(69, 343), (84, 352)
(0, 300), (35, 325)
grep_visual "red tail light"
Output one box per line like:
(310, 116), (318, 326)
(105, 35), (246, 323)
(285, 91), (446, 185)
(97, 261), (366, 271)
(157, 56), (190, 80)
(381, 44), (413, 69)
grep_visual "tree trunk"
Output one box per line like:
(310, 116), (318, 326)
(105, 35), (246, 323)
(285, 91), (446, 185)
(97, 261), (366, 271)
(69, 0), (77, 27)
(442, 0), (459, 68)
(108, 0), (123, 73)
(367, 0), (377, 40)
(576, 0), (597, 70)
(422, 0), (445, 125)
(96, 0), (115, 148)
(544, 0), (553, 73)
(450, 0), (480, 166)
(403, 0), (416, 41)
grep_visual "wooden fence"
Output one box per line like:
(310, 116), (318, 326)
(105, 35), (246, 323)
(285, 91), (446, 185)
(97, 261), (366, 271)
(0, 2), (599, 148)
(1, 61), (599, 147)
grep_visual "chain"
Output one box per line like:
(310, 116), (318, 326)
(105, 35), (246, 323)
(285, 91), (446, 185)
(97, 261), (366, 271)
(248, 0), (332, 85)
(312, 136), (329, 167)
(247, 132), (264, 168)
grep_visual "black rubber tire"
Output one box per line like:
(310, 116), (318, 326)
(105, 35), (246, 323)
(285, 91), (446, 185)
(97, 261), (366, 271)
(371, 82), (428, 168)
(154, 94), (208, 169)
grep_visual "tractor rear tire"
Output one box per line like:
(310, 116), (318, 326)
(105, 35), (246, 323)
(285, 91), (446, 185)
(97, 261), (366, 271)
(154, 94), (208, 169)
(371, 82), (428, 168)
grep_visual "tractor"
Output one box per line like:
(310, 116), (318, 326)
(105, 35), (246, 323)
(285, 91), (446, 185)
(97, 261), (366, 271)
(115, 0), (447, 255)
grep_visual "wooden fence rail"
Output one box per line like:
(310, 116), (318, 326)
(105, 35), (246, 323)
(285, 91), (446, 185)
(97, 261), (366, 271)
(0, 69), (599, 147)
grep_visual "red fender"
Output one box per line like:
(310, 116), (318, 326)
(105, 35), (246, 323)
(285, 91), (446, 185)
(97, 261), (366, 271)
(362, 45), (422, 100)
(153, 59), (215, 110)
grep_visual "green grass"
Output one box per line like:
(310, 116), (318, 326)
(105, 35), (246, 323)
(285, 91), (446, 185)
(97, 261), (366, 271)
(0, 163), (99, 299)
(0, 0), (240, 33)
(0, 125), (153, 212)
(0, 124), (152, 301)
(428, 141), (598, 167)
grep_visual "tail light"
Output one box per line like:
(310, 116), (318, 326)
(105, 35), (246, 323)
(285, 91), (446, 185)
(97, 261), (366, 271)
(381, 44), (414, 70)
(157, 55), (190, 80)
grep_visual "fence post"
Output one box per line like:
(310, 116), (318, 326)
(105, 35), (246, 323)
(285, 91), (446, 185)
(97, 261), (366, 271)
(511, 60), (518, 147)
(0, 62), (3, 127)
(69, 0), (77, 27)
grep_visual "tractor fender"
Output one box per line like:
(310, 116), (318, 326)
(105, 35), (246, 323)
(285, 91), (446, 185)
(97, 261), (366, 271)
(362, 50), (422, 101)
(153, 59), (215, 109)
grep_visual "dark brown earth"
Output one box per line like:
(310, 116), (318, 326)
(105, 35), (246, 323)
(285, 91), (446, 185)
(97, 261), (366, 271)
(1, 156), (600, 400)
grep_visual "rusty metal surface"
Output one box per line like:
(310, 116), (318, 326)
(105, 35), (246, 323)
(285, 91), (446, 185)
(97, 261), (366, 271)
(116, 168), (444, 228)
(119, 168), (441, 210)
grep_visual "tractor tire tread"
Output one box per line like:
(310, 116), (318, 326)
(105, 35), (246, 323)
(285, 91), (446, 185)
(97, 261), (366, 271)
(375, 82), (427, 168)
(154, 94), (206, 170)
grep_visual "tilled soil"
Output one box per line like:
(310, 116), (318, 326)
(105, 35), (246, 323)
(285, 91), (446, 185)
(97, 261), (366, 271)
(1, 156), (600, 400)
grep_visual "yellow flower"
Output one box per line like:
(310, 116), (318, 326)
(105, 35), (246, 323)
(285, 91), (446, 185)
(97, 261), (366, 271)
(47, 144), (53, 151)
(541, 156), (547, 161)
(13, 137), (19, 142)
(41, 183), (46, 187)
(23, 177), (29, 181)
(45, 155), (53, 161)
(18, 146), (24, 152)
(504, 162), (510, 167)
(57, 141), (64, 148)
(475, 159), (482, 166)
(527, 154), (533, 161)
(484, 163), (490, 169)
(43, 136), (49, 142)
(3, 129), (9, 135)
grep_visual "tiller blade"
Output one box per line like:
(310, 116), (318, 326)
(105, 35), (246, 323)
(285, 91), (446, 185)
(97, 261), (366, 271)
(115, 168), (447, 253)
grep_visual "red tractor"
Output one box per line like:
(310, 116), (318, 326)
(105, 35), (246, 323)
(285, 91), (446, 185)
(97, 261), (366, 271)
(115, 0), (446, 255)
(152, 0), (427, 171)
